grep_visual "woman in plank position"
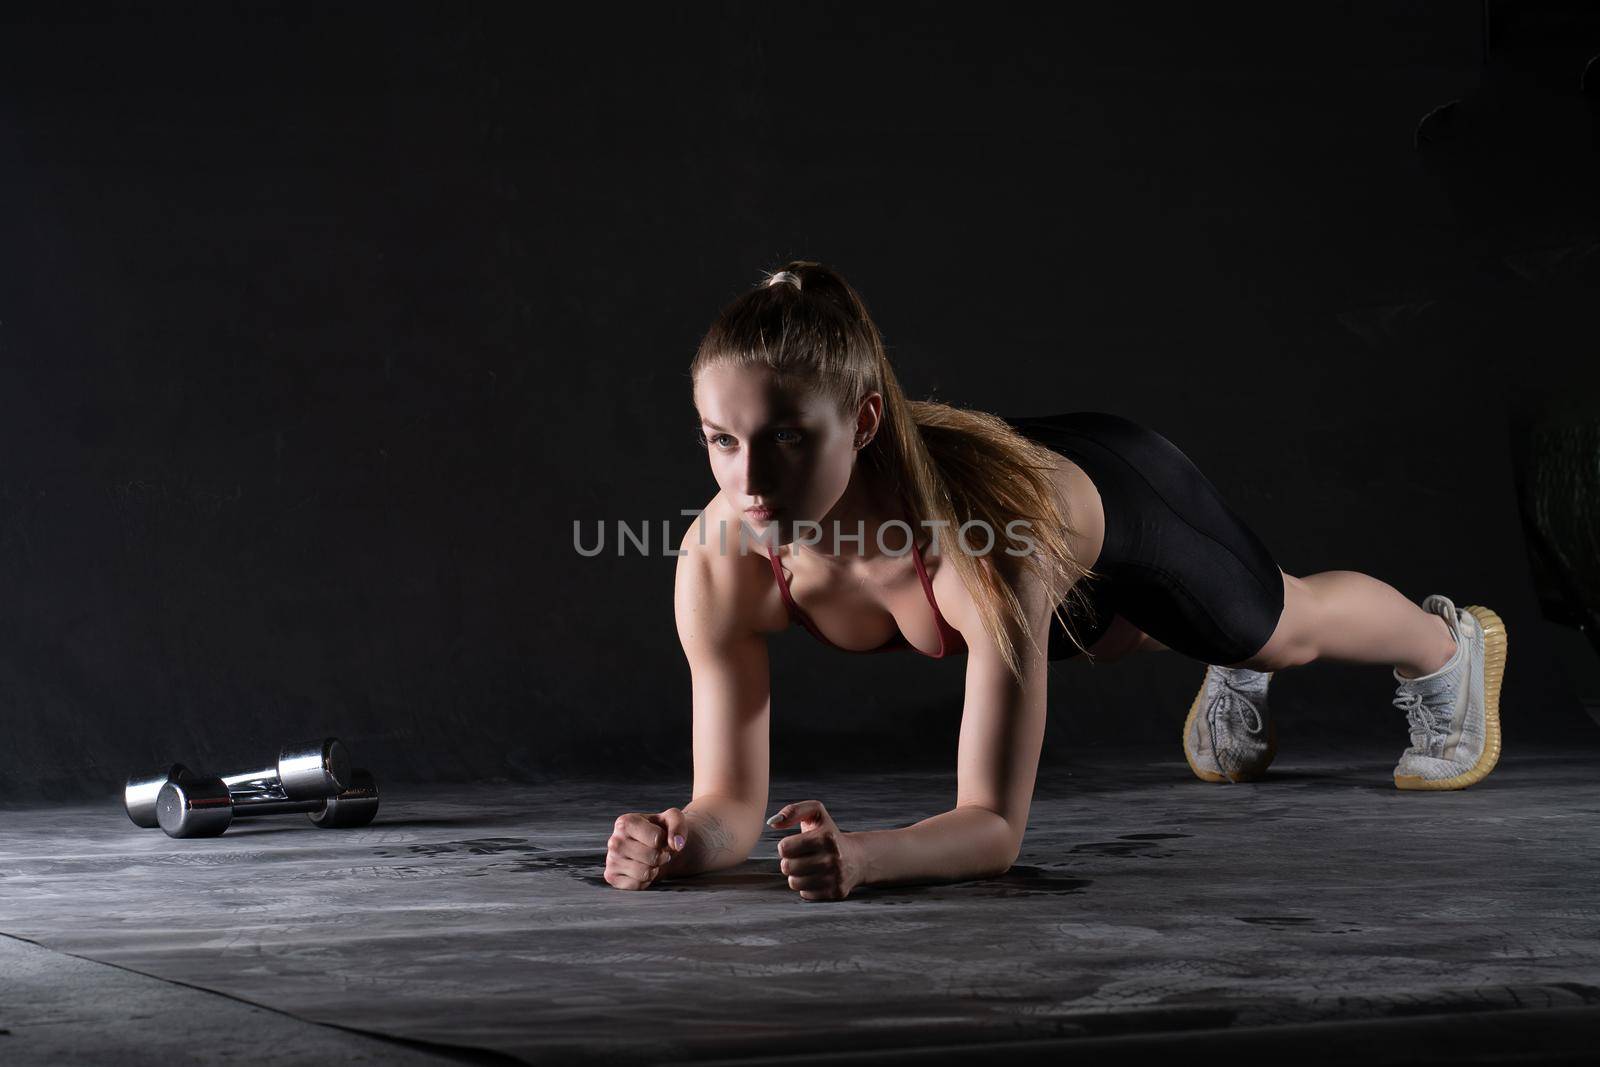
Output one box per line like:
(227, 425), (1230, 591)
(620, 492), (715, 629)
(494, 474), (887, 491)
(604, 260), (1507, 900)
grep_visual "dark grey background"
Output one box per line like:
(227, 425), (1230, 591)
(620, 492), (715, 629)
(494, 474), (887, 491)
(1, 2), (1597, 800)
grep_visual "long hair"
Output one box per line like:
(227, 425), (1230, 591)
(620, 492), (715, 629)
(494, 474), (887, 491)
(688, 259), (1104, 683)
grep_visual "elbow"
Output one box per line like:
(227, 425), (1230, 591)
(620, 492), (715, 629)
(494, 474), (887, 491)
(991, 829), (1022, 878)
(992, 848), (1020, 879)
(964, 806), (1022, 878)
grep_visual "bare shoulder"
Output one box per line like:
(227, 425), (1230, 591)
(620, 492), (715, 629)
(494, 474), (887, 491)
(675, 494), (787, 649)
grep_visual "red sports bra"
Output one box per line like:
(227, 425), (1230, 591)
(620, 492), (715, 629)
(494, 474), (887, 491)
(766, 539), (968, 658)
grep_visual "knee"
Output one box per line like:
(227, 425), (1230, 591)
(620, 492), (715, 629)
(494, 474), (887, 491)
(1231, 617), (1316, 671)
(1235, 639), (1313, 672)
(1086, 613), (1144, 662)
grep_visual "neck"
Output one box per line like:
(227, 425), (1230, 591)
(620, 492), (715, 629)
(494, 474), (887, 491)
(798, 460), (916, 566)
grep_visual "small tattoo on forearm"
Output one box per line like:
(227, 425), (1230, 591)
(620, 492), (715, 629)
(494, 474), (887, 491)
(692, 812), (734, 859)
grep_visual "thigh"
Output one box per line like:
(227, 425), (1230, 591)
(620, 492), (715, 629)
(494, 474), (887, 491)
(1116, 557), (1286, 666)
(1093, 426), (1286, 665)
(1047, 575), (1117, 661)
(1009, 411), (1284, 666)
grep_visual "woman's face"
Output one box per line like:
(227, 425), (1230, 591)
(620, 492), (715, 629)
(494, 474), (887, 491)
(693, 364), (875, 544)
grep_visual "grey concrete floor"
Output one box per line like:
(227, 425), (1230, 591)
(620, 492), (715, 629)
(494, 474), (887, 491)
(3, 744), (1600, 1064)
(0, 933), (476, 1065)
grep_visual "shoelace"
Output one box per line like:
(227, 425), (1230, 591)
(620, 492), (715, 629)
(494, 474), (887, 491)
(1212, 675), (1266, 735)
(1392, 687), (1450, 752)
(1393, 613), (1466, 753)
(1207, 673), (1267, 772)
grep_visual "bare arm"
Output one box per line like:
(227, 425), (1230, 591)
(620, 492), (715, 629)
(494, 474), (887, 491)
(850, 558), (1055, 887)
(849, 805), (1018, 886)
(657, 793), (765, 880)
(656, 518), (773, 879)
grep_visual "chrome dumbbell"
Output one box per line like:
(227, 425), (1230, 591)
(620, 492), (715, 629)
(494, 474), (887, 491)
(155, 767), (380, 838)
(123, 738), (352, 828)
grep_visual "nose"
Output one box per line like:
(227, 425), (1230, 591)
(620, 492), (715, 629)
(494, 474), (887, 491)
(736, 444), (778, 500)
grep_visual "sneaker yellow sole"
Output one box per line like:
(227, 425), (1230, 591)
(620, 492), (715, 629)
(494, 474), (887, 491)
(1182, 672), (1278, 783)
(1394, 604), (1507, 791)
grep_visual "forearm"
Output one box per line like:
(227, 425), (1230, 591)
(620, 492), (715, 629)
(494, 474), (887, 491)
(655, 793), (762, 879)
(852, 805), (1017, 888)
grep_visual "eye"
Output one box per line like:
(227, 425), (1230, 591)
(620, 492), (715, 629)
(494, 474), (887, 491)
(696, 429), (800, 450)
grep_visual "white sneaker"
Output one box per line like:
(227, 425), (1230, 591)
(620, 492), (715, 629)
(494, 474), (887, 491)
(1183, 664), (1276, 783)
(1392, 594), (1508, 791)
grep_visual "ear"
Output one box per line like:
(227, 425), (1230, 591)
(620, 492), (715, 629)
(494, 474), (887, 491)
(854, 392), (884, 449)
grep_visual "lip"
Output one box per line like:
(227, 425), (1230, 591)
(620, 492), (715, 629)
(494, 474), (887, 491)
(744, 505), (781, 520)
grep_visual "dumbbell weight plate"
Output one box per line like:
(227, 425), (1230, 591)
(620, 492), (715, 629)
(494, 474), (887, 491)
(308, 768), (380, 828)
(273, 738), (352, 800)
(124, 763), (192, 828)
(156, 777), (234, 839)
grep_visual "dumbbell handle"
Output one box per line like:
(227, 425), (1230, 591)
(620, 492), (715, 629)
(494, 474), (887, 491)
(222, 770), (294, 798)
(230, 795), (329, 817)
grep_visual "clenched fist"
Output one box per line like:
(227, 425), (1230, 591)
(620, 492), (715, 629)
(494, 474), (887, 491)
(605, 807), (687, 890)
(768, 799), (867, 901)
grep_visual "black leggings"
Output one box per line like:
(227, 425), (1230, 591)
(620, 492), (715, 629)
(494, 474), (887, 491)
(1003, 412), (1286, 666)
